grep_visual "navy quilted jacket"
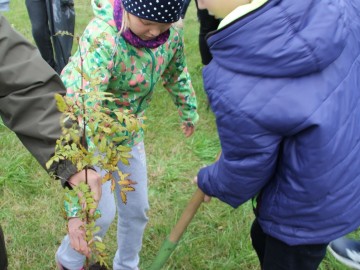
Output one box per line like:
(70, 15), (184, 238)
(197, 0), (360, 245)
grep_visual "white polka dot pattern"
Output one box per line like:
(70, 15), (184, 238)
(122, 0), (185, 23)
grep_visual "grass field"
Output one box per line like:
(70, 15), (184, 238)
(0, 0), (355, 269)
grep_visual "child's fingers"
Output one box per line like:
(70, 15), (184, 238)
(204, 195), (212, 203)
(193, 176), (212, 203)
(182, 124), (195, 137)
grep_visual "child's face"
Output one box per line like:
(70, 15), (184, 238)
(197, 0), (250, 19)
(128, 13), (172, 41)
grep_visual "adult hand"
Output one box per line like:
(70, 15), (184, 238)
(68, 169), (102, 215)
(68, 169), (102, 202)
(68, 217), (90, 257)
(66, 170), (102, 256)
(193, 176), (212, 202)
(182, 123), (195, 137)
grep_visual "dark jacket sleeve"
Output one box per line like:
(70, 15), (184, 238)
(0, 15), (77, 186)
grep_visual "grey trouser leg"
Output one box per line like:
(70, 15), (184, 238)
(57, 142), (148, 270)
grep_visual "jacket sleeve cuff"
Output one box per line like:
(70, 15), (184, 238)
(183, 121), (195, 127)
(198, 163), (241, 209)
(197, 166), (215, 197)
(55, 159), (79, 188)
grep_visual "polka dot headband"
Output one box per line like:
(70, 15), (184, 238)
(122, 0), (185, 23)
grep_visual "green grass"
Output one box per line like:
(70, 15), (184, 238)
(0, 1), (355, 269)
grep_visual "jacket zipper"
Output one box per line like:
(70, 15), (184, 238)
(135, 48), (155, 115)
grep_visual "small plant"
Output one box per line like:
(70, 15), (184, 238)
(46, 36), (145, 268)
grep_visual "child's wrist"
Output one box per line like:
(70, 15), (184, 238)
(183, 121), (195, 127)
(64, 192), (81, 219)
(63, 191), (101, 219)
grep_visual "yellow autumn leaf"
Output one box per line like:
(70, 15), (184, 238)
(95, 241), (106, 250)
(106, 148), (112, 159)
(120, 191), (127, 204)
(120, 158), (130, 165)
(111, 178), (116, 192)
(99, 137), (107, 152)
(118, 179), (136, 186)
(46, 159), (54, 169)
(75, 66), (91, 82)
(102, 127), (111, 133)
(118, 171), (130, 181)
(54, 93), (67, 112)
(112, 136), (128, 142)
(114, 112), (124, 122)
(121, 187), (135, 192)
(102, 172), (112, 183)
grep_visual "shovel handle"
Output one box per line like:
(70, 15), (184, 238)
(168, 152), (222, 242)
(148, 189), (205, 270)
(149, 152), (220, 270)
(168, 188), (205, 243)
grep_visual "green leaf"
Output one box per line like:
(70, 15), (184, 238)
(45, 159), (54, 169)
(54, 93), (67, 112)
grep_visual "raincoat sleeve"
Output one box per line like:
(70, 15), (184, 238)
(161, 28), (199, 126)
(197, 102), (282, 208)
(0, 15), (77, 186)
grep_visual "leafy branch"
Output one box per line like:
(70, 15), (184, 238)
(46, 35), (145, 268)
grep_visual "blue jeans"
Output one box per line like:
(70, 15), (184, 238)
(250, 219), (327, 270)
(56, 142), (149, 270)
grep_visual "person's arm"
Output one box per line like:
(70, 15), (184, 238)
(161, 29), (199, 131)
(197, 105), (282, 208)
(0, 15), (77, 180)
(0, 15), (102, 191)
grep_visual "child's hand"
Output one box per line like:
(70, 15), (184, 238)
(193, 176), (212, 203)
(182, 123), (195, 137)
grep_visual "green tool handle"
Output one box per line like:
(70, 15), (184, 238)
(149, 188), (205, 270)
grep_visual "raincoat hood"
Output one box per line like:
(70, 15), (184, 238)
(207, 0), (348, 77)
(92, 0), (118, 30)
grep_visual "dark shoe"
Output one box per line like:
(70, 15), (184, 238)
(328, 237), (360, 270)
(56, 260), (70, 270)
(56, 259), (84, 270)
(56, 257), (106, 270)
(89, 262), (108, 270)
